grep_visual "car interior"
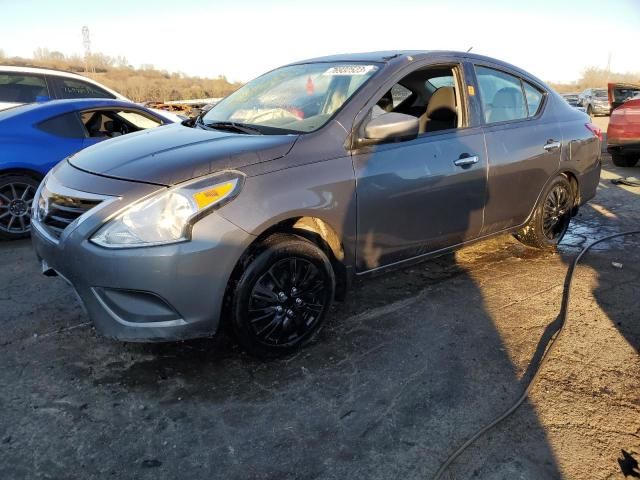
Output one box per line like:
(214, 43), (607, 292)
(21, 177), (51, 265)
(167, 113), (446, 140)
(80, 110), (161, 138)
(372, 66), (463, 135)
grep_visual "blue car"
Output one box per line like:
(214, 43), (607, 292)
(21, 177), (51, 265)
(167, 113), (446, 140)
(0, 99), (172, 239)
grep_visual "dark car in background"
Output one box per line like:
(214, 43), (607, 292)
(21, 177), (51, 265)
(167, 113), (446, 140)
(562, 93), (586, 112)
(31, 51), (601, 357)
(562, 93), (580, 106)
(579, 87), (610, 116)
(0, 99), (171, 239)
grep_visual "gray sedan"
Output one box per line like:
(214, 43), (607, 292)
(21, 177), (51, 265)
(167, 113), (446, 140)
(31, 51), (602, 357)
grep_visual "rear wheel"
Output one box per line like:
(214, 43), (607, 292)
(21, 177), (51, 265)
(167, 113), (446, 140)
(611, 153), (639, 168)
(514, 176), (574, 250)
(0, 175), (39, 240)
(587, 105), (594, 116)
(231, 234), (335, 358)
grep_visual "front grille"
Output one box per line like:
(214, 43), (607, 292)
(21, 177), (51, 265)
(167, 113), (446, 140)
(37, 186), (102, 239)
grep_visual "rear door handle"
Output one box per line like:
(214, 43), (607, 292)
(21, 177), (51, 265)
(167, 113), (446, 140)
(454, 154), (479, 167)
(544, 140), (561, 151)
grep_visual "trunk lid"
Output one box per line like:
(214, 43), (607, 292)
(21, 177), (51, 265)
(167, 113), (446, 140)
(608, 82), (640, 110)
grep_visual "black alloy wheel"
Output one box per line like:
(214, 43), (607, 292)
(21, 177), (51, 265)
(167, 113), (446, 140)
(0, 175), (39, 240)
(231, 234), (335, 357)
(542, 183), (572, 241)
(514, 175), (574, 250)
(248, 257), (327, 347)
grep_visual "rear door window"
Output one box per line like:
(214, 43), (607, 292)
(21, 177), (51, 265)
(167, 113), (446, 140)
(475, 66), (527, 124)
(50, 76), (115, 99)
(523, 82), (543, 117)
(37, 112), (86, 138)
(0, 73), (50, 103)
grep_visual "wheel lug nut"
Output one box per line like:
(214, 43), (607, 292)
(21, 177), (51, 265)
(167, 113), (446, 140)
(291, 287), (298, 295)
(278, 292), (287, 301)
(295, 298), (303, 306)
(276, 306), (283, 313)
(286, 309), (294, 317)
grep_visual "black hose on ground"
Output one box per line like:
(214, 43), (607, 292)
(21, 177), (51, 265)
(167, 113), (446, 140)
(432, 230), (640, 480)
(611, 177), (640, 187)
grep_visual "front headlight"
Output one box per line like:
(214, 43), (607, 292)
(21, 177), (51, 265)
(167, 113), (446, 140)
(91, 171), (244, 248)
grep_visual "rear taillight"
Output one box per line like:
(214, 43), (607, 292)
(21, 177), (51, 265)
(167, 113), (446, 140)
(585, 122), (603, 141)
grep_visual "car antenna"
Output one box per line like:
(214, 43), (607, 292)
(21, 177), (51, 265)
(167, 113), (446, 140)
(466, 46), (473, 52)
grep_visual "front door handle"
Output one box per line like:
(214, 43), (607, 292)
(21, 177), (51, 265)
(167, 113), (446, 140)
(544, 139), (561, 151)
(454, 154), (479, 167)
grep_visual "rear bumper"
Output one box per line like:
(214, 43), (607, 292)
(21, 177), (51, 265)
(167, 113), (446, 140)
(608, 140), (640, 156)
(578, 158), (601, 205)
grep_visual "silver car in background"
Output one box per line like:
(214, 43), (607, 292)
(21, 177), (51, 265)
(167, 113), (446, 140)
(32, 51), (602, 357)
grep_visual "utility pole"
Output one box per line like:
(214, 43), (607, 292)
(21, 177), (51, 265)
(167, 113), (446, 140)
(82, 26), (94, 75)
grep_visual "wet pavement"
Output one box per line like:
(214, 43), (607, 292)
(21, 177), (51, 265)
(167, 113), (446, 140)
(0, 154), (638, 479)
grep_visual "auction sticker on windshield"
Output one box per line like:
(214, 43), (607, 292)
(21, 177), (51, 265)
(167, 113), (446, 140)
(323, 65), (377, 76)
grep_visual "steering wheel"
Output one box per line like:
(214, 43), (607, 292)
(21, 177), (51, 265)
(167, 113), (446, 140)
(120, 123), (130, 135)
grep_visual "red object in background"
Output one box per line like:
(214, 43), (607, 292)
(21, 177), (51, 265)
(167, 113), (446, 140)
(608, 99), (640, 146)
(306, 76), (314, 95)
(286, 107), (305, 119)
(607, 98), (640, 164)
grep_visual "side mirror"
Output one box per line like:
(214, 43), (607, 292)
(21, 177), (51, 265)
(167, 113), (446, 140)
(362, 112), (419, 144)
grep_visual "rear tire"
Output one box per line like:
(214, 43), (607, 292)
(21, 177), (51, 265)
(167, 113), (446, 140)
(514, 176), (574, 250)
(230, 234), (335, 358)
(587, 105), (594, 116)
(0, 174), (40, 240)
(611, 153), (639, 168)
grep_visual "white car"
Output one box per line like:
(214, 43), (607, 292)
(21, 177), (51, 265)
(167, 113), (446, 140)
(0, 65), (182, 123)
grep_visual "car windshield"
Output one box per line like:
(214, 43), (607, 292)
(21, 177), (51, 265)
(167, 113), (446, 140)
(203, 62), (379, 134)
(595, 89), (607, 97)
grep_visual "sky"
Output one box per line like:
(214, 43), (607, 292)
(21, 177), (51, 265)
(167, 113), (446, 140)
(1, 0), (639, 83)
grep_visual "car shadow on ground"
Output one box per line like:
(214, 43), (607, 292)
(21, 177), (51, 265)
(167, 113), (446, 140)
(4, 161), (639, 479)
(78, 169), (566, 478)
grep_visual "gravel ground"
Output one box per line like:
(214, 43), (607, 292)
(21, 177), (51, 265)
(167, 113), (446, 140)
(0, 152), (638, 480)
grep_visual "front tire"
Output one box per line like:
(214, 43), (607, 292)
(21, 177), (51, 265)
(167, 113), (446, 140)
(514, 176), (574, 250)
(231, 234), (335, 358)
(611, 153), (639, 168)
(0, 174), (39, 240)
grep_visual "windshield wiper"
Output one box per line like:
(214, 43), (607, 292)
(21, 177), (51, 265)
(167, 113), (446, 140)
(202, 121), (263, 135)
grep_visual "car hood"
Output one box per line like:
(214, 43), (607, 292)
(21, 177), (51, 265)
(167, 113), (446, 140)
(69, 123), (298, 186)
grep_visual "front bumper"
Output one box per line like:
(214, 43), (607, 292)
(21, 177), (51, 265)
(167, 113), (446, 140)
(32, 164), (254, 342)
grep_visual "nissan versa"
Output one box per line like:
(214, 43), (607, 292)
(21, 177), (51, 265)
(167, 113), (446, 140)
(31, 51), (602, 357)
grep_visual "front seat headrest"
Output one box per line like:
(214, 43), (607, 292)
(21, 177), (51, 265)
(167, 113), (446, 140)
(377, 91), (394, 113)
(490, 87), (525, 122)
(426, 87), (456, 121)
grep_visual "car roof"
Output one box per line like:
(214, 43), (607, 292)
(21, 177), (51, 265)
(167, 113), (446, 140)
(286, 50), (547, 86)
(0, 98), (149, 123)
(0, 64), (95, 77)
(0, 65), (129, 100)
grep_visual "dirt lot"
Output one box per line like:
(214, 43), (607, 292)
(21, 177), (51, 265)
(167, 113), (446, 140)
(0, 151), (638, 479)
